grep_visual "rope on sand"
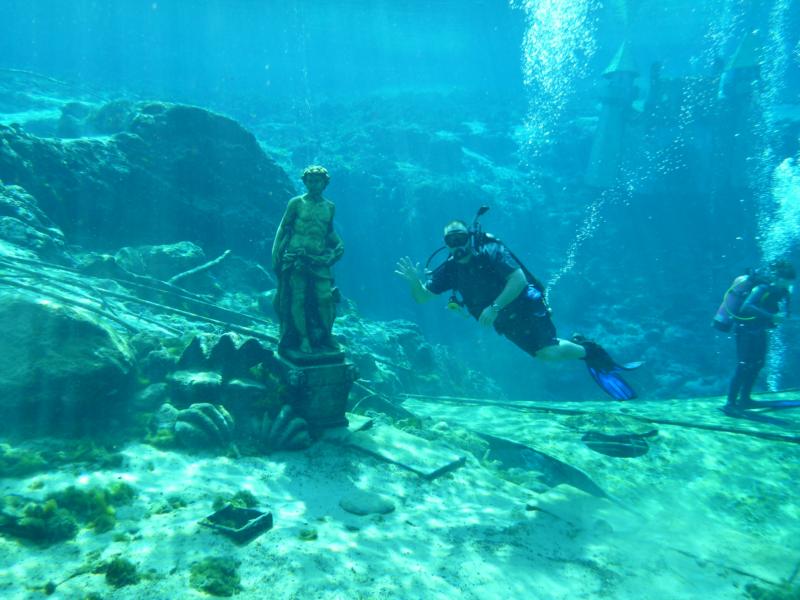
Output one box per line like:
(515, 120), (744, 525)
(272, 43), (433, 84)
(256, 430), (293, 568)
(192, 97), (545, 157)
(399, 393), (800, 445)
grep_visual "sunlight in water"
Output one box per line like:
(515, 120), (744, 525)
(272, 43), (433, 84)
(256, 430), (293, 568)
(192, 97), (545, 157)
(512, 0), (601, 298)
(512, 0), (599, 156)
(763, 157), (800, 262)
(545, 192), (606, 299)
(757, 0), (795, 390)
(764, 157), (800, 390)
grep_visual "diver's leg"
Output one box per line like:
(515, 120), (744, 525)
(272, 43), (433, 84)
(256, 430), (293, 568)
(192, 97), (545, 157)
(289, 271), (312, 353)
(737, 330), (767, 407)
(725, 329), (745, 408)
(535, 339), (585, 361)
(499, 312), (637, 400)
(726, 367), (745, 408)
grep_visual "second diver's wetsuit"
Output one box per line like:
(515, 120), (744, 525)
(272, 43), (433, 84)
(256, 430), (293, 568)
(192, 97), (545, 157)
(726, 281), (790, 408)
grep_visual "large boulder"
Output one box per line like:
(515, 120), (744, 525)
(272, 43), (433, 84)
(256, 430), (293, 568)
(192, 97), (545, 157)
(0, 102), (294, 259)
(0, 291), (135, 434)
(114, 241), (206, 280)
(0, 181), (65, 258)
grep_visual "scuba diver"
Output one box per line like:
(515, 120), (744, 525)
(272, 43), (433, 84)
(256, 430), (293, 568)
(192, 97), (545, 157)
(394, 207), (641, 400)
(718, 258), (796, 414)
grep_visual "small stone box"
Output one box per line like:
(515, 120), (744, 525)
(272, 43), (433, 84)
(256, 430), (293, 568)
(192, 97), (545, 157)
(200, 504), (273, 544)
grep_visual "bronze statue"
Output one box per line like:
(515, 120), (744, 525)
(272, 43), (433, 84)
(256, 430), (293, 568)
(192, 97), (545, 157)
(272, 165), (344, 355)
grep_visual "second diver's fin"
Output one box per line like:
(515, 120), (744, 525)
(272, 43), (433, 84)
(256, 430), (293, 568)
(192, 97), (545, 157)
(741, 399), (800, 411)
(617, 361), (644, 371)
(718, 406), (792, 427)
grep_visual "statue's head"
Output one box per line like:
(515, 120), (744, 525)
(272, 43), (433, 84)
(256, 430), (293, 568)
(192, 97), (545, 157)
(302, 165), (330, 188)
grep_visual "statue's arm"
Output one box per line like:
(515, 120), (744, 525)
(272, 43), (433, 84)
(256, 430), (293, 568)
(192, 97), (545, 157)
(325, 202), (344, 265)
(327, 229), (344, 265)
(272, 199), (297, 270)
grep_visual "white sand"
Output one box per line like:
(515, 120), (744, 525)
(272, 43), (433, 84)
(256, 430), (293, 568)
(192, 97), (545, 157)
(1, 397), (796, 599)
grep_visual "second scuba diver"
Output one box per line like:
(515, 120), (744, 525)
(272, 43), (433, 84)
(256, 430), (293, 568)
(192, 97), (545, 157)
(716, 259), (796, 414)
(395, 208), (641, 400)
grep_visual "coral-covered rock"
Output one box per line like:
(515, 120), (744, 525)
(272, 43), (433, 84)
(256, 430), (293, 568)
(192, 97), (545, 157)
(0, 182), (64, 257)
(0, 102), (294, 259)
(114, 241), (206, 280)
(0, 291), (135, 434)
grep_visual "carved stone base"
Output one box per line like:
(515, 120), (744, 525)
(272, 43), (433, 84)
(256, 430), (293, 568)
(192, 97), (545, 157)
(273, 352), (358, 436)
(278, 347), (345, 366)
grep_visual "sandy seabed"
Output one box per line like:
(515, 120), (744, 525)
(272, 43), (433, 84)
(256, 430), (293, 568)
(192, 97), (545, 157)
(1, 394), (798, 600)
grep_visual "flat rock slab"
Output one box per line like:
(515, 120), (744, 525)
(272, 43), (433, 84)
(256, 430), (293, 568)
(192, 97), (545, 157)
(319, 413), (373, 443)
(347, 425), (466, 479)
(339, 490), (395, 516)
(403, 394), (800, 585)
(345, 413), (373, 432)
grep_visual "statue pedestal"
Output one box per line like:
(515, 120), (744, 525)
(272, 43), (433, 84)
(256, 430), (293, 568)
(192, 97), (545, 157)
(274, 350), (358, 436)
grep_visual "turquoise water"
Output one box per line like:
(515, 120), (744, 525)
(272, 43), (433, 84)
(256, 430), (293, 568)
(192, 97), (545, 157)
(0, 1), (799, 598)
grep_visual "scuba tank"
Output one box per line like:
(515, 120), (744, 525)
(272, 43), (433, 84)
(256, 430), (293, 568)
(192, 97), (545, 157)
(712, 273), (758, 332)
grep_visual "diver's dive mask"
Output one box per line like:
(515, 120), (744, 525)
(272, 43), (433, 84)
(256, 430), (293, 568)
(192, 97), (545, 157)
(444, 231), (469, 248)
(444, 230), (470, 259)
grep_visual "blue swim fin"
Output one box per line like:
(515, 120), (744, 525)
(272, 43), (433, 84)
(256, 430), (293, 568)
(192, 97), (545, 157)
(587, 365), (638, 401)
(573, 335), (640, 401)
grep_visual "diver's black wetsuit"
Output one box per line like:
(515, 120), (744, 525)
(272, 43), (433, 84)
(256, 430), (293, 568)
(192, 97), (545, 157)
(727, 282), (790, 407)
(425, 241), (558, 355)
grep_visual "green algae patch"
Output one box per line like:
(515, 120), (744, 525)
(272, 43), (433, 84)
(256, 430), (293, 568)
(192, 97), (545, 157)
(0, 497), (79, 545)
(105, 557), (140, 588)
(0, 440), (123, 478)
(212, 490), (258, 511)
(298, 528), (318, 541)
(47, 482), (137, 533)
(0, 481), (138, 545)
(145, 428), (177, 449)
(0, 443), (48, 477)
(190, 556), (242, 596)
(746, 582), (800, 600)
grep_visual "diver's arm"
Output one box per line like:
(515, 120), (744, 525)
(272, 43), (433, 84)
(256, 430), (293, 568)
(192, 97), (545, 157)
(395, 256), (436, 304)
(492, 269), (528, 310)
(478, 268), (527, 326)
(740, 285), (779, 321)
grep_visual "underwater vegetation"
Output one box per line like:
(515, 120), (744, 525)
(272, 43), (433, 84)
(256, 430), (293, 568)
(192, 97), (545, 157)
(0, 443), (47, 477)
(190, 556), (243, 597)
(0, 440), (123, 478)
(0, 481), (137, 544)
(103, 557), (140, 588)
(48, 481), (137, 533)
(297, 528), (318, 541)
(212, 489), (259, 512)
(746, 582), (800, 600)
(0, 497), (78, 545)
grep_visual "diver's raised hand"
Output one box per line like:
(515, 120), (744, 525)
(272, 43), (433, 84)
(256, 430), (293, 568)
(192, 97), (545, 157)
(395, 256), (435, 304)
(394, 256), (422, 284)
